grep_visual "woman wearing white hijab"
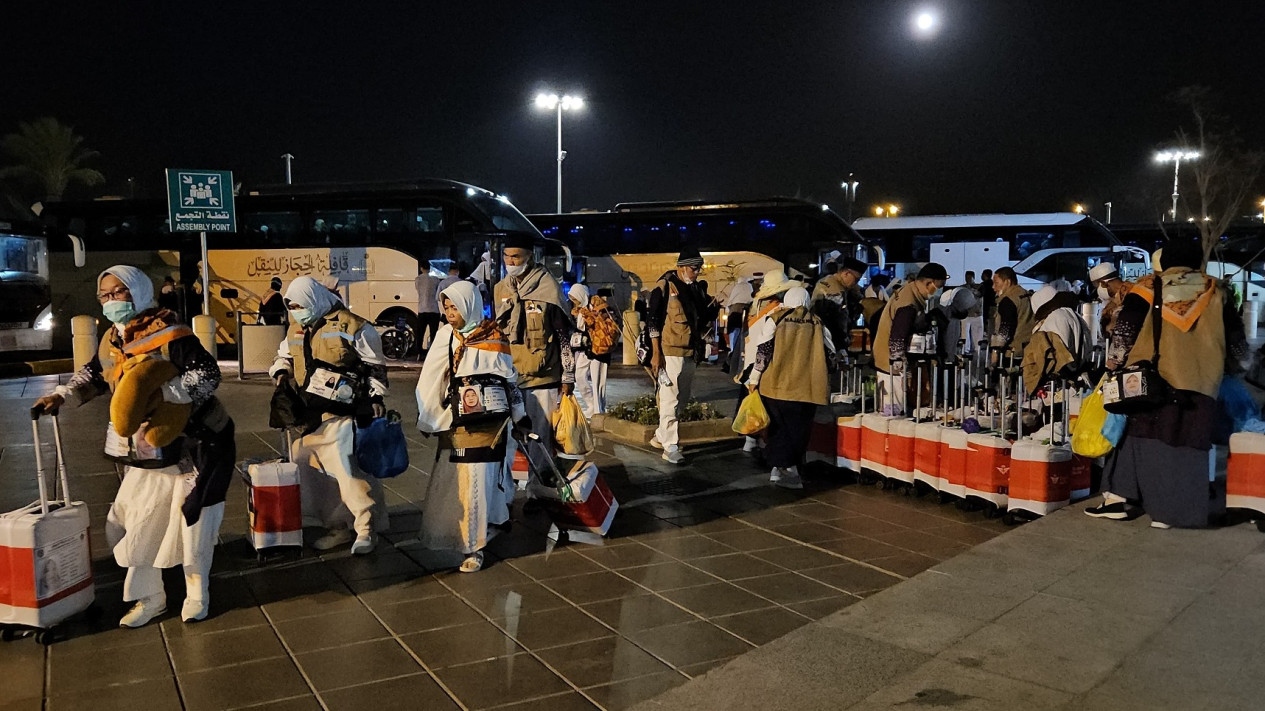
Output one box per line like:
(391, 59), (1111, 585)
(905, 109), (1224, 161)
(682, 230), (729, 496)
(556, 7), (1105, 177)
(747, 287), (832, 489)
(269, 276), (389, 556)
(34, 265), (234, 627)
(567, 283), (613, 417)
(417, 281), (526, 572)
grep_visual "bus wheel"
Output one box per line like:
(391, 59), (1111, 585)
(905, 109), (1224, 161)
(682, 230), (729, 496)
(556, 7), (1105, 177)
(377, 310), (418, 360)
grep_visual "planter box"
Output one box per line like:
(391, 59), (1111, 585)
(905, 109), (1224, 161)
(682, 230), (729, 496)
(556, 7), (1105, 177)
(592, 413), (740, 448)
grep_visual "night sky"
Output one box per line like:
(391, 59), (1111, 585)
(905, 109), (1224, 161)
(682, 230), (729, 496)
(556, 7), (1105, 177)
(4, 1), (1263, 221)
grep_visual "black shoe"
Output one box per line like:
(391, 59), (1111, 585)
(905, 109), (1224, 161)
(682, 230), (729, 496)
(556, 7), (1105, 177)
(1084, 501), (1128, 520)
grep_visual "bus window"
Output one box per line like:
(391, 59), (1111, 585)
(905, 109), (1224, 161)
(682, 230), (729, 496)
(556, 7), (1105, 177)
(1012, 232), (1056, 260)
(1021, 252), (1093, 285)
(0, 235), (42, 274)
(311, 210), (370, 241)
(376, 208), (404, 233)
(245, 211), (302, 244)
(413, 207), (445, 233)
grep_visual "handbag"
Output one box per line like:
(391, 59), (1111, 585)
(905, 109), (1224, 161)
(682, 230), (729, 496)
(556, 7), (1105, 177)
(1102, 276), (1173, 415)
(354, 411), (409, 478)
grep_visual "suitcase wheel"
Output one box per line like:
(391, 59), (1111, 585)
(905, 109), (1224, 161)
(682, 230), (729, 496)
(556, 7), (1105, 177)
(1, 627), (17, 642)
(33, 628), (59, 646)
(1257, 520), (1265, 534)
(938, 492), (957, 505)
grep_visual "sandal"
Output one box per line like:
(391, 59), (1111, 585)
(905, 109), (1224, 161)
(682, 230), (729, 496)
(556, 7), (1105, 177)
(459, 551), (484, 573)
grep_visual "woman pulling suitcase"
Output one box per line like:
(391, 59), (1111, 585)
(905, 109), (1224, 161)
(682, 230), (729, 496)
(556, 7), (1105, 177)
(33, 266), (235, 628)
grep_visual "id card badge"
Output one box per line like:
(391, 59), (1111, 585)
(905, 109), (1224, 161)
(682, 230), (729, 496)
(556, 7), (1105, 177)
(1102, 379), (1121, 405)
(307, 367), (356, 404)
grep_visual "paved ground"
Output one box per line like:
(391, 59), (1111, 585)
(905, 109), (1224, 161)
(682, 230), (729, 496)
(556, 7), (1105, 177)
(0, 363), (1014, 711)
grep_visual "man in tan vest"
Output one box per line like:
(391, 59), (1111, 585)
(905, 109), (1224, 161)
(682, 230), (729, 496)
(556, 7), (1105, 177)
(494, 235), (575, 459)
(872, 263), (947, 413)
(990, 267), (1035, 360)
(647, 248), (719, 464)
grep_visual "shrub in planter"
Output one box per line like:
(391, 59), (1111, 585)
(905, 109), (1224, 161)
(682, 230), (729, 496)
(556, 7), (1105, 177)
(607, 395), (725, 426)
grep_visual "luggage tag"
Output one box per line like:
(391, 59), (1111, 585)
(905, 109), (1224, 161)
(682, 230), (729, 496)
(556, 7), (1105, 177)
(306, 367), (357, 404)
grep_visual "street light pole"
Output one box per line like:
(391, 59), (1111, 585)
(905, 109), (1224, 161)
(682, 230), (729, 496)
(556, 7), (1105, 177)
(536, 92), (583, 213)
(281, 153), (294, 185)
(1105, 201), (1113, 224)
(841, 174), (859, 222)
(1155, 150), (1200, 222)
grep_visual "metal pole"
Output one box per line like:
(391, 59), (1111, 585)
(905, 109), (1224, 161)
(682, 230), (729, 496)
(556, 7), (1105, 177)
(1105, 201), (1112, 224)
(556, 104), (564, 213)
(282, 153), (294, 185)
(1171, 157), (1181, 221)
(200, 230), (210, 316)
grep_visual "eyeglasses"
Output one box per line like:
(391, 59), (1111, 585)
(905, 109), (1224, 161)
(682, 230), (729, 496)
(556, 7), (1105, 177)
(97, 286), (131, 303)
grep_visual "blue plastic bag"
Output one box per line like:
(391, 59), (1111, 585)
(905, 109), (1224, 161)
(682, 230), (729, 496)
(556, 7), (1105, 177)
(355, 415), (409, 479)
(1217, 376), (1260, 442)
(1101, 411), (1126, 447)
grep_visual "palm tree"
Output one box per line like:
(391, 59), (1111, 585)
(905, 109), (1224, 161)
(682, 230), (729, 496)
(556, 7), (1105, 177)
(0, 117), (105, 202)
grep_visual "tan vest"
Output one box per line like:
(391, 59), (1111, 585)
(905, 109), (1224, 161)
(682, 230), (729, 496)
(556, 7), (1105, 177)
(1127, 283), (1227, 399)
(996, 284), (1035, 355)
(287, 308), (369, 386)
(493, 280), (563, 389)
(760, 307), (829, 405)
(872, 284), (925, 373)
(658, 279), (695, 358)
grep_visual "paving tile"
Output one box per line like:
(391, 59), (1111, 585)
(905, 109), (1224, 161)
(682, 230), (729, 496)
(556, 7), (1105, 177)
(732, 570), (843, 605)
(685, 552), (785, 581)
(786, 595), (861, 620)
(678, 655), (741, 678)
(660, 581), (778, 618)
(711, 606), (812, 645)
(535, 635), (675, 687)
(850, 658), (1072, 710)
(179, 656), (311, 711)
(733, 508), (808, 527)
(582, 671), (689, 711)
(433, 653), (571, 710)
(875, 528), (975, 556)
(296, 638), (423, 692)
(498, 606), (613, 650)
(373, 594), (485, 634)
(509, 549), (607, 579)
(641, 534), (737, 559)
(51, 618), (163, 654)
(456, 581), (570, 620)
(750, 544), (848, 570)
(320, 672), (458, 710)
(767, 521), (853, 543)
(701, 527), (792, 551)
(543, 571), (646, 604)
(575, 542), (675, 569)
(46, 677), (182, 711)
(625, 620), (753, 668)
(437, 559), (534, 594)
(323, 550), (425, 582)
(48, 636), (173, 696)
(829, 515), (910, 537)
(401, 620), (523, 668)
(0, 638), (46, 701)
(801, 562), (904, 594)
(355, 574), (451, 608)
(866, 551), (941, 578)
(237, 696), (325, 711)
(488, 691), (600, 710)
(274, 605), (390, 653)
(813, 535), (909, 561)
(167, 623), (288, 674)
(617, 560), (717, 591)
(581, 594), (698, 633)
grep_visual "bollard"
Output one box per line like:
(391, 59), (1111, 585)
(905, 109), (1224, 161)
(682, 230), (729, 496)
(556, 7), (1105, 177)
(1079, 302), (1099, 347)
(622, 306), (641, 366)
(1242, 300), (1260, 341)
(71, 315), (98, 371)
(192, 314), (217, 356)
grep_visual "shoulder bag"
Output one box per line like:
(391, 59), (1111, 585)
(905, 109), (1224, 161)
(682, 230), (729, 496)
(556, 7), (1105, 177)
(1102, 277), (1172, 415)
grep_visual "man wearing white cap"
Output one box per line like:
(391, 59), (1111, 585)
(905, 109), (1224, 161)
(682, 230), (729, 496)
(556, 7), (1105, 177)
(1089, 262), (1131, 343)
(736, 270), (796, 453)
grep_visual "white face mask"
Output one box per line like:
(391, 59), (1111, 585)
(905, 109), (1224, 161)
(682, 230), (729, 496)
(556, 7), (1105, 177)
(1096, 285), (1111, 302)
(504, 263), (528, 278)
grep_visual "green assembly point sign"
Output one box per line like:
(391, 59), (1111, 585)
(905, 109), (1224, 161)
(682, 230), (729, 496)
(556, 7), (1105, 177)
(165, 169), (236, 232)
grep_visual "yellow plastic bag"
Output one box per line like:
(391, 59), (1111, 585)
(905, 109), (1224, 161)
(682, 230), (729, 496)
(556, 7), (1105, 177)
(1071, 380), (1113, 458)
(552, 393), (595, 457)
(732, 390), (770, 436)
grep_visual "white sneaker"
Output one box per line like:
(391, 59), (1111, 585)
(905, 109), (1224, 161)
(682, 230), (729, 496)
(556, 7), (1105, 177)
(769, 468), (783, 484)
(743, 437), (761, 453)
(775, 471), (805, 490)
(312, 528), (355, 551)
(181, 597), (209, 623)
(119, 595), (166, 628)
(650, 436), (664, 450)
(1150, 521), (1172, 530)
(351, 534), (376, 556)
(662, 448), (685, 464)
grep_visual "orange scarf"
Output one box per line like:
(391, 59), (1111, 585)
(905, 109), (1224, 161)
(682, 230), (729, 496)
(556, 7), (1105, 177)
(747, 302), (779, 329)
(452, 319), (510, 371)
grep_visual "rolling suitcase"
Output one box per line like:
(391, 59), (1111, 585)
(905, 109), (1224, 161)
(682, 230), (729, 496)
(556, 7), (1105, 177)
(1069, 455), (1094, 502)
(1227, 432), (1265, 521)
(1007, 378), (1073, 520)
(0, 409), (95, 644)
(517, 434), (618, 538)
(963, 364), (1012, 512)
(913, 368), (947, 493)
(938, 358), (973, 500)
(242, 430), (303, 560)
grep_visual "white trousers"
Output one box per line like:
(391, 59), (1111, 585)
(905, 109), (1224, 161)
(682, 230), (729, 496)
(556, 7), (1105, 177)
(292, 415), (387, 537)
(574, 352), (609, 417)
(108, 461), (224, 604)
(877, 371), (906, 415)
(963, 316), (985, 353)
(523, 387), (561, 452)
(655, 356), (696, 452)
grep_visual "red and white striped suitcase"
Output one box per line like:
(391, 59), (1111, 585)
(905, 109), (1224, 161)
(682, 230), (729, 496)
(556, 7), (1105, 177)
(518, 435), (618, 537)
(1007, 440), (1072, 516)
(965, 433), (1011, 508)
(939, 428), (970, 499)
(1227, 432), (1265, 517)
(913, 422), (943, 492)
(806, 405), (843, 468)
(886, 418), (917, 485)
(860, 413), (892, 479)
(242, 431), (302, 555)
(837, 414), (862, 473)
(0, 412), (94, 637)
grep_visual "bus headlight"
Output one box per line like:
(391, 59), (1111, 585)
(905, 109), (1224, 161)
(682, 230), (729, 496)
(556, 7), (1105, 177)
(33, 306), (54, 331)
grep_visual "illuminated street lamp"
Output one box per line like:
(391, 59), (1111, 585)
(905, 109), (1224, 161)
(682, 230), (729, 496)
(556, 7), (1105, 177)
(1073, 203), (1085, 215)
(535, 92), (584, 213)
(841, 174), (860, 222)
(874, 206), (886, 217)
(913, 9), (940, 38)
(1258, 198), (1264, 222)
(1154, 149), (1200, 222)
(888, 204), (901, 217)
